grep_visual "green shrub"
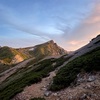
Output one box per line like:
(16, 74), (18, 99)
(50, 47), (100, 91)
(0, 53), (74, 99)
(0, 46), (14, 60)
(0, 58), (56, 100)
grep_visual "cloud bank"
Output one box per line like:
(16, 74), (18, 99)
(61, 1), (100, 50)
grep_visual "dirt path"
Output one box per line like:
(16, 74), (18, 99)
(0, 58), (34, 84)
(12, 71), (56, 100)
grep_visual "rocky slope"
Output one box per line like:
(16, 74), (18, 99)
(13, 71), (100, 100)
(72, 34), (100, 58)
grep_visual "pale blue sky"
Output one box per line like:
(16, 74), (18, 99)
(0, 0), (100, 50)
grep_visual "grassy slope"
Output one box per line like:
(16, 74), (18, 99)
(0, 46), (28, 64)
(0, 47), (30, 73)
(50, 47), (100, 91)
(0, 53), (72, 100)
(0, 64), (17, 74)
(29, 41), (66, 59)
(0, 58), (55, 100)
(0, 47), (14, 63)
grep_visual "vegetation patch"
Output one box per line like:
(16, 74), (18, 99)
(0, 52), (73, 100)
(50, 47), (100, 91)
(0, 58), (56, 100)
(0, 64), (16, 74)
(0, 46), (14, 63)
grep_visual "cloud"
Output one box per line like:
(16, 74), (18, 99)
(61, 1), (100, 50)
(84, 3), (100, 24)
(0, 1), (100, 51)
(0, 5), (52, 41)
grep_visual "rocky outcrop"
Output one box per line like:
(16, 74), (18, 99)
(11, 55), (24, 64)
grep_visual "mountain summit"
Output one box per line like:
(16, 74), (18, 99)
(27, 40), (67, 59)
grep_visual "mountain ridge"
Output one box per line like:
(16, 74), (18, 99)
(0, 40), (67, 64)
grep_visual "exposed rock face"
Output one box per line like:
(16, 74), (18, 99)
(11, 55), (24, 64)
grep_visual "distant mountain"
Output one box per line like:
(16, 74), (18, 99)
(0, 46), (29, 64)
(0, 40), (67, 64)
(27, 40), (67, 58)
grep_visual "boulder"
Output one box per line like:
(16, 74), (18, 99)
(87, 75), (95, 82)
(44, 91), (52, 97)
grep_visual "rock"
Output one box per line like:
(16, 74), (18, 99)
(40, 87), (47, 91)
(80, 94), (87, 100)
(77, 78), (85, 83)
(53, 93), (57, 96)
(87, 76), (95, 82)
(52, 62), (56, 67)
(87, 84), (91, 89)
(43, 86), (46, 88)
(44, 91), (52, 97)
(68, 96), (73, 100)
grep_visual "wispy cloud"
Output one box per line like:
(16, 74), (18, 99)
(0, 1), (100, 51)
(61, 1), (100, 50)
(0, 4), (51, 41)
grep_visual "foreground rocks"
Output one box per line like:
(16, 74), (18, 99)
(47, 72), (100, 100)
(12, 72), (100, 100)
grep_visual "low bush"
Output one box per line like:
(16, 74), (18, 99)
(0, 58), (55, 100)
(50, 47), (100, 91)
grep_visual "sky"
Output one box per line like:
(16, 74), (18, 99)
(0, 0), (100, 51)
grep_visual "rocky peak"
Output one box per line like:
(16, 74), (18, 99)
(30, 40), (67, 58)
(47, 40), (54, 44)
